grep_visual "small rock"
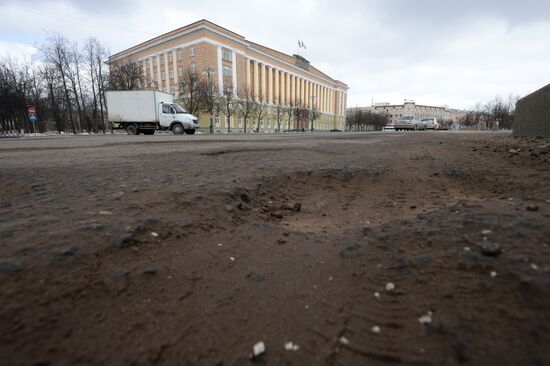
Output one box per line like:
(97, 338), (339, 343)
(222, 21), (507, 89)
(530, 263), (539, 270)
(271, 211), (283, 219)
(410, 205), (417, 209)
(54, 246), (80, 257)
(526, 204), (539, 212)
(0, 258), (23, 273)
(419, 311), (433, 324)
(111, 269), (129, 278)
(237, 203), (249, 211)
(98, 210), (112, 215)
(150, 232), (159, 238)
(285, 342), (299, 351)
(385, 282), (395, 291)
(247, 271), (265, 281)
(481, 242), (502, 257)
(371, 325), (381, 333)
(490, 271), (498, 278)
(142, 268), (158, 275)
(251, 341), (265, 358)
(464, 247), (471, 252)
(481, 229), (492, 235)
(229, 257), (236, 262)
(277, 239), (287, 244)
(339, 336), (349, 345)
(374, 292), (381, 300)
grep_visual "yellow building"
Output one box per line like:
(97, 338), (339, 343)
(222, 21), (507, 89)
(108, 19), (348, 132)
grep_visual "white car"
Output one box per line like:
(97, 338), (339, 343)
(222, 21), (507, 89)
(394, 116), (427, 131)
(422, 118), (440, 130)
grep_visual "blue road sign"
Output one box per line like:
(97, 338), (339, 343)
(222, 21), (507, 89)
(29, 114), (37, 121)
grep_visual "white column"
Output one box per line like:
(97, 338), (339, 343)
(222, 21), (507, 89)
(217, 46), (223, 93)
(172, 51), (178, 95)
(142, 60), (147, 89)
(156, 55), (162, 91)
(274, 69), (280, 104)
(268, 67), (273, 104)
(245, 58), (251, 91)
(253, 61), (259, 99)
(232, 51), (237, 95)
(290, 75), (295, 104)
(261, 63), (266, 100)
(285, 73), (290, 105)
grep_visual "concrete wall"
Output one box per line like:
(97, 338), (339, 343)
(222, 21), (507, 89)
(514, 83), (550, 137)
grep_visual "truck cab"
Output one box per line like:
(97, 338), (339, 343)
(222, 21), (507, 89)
(159, 103), (199, 135)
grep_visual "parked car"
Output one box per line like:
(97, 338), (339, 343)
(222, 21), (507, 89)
(394, 115), (427, 131)
(383, 124), (396, 131)
(422, 118), (440, 130)
(439, 122), (451, 130)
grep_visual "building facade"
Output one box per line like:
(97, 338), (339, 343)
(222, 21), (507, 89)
(108, 20), (348, 132)
(348, 101), (446, 124)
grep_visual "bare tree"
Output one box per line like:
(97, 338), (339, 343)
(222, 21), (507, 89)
(110, 62), (143, 91)
(40, 34), (76, 133)
(179, 68), (202, 117)
(254, 92), (267, 133)
(285, 101), (296, 131)
(221, 85), (236, 133)
(274, 94), (284, 133)
(236, 86), (255, 133)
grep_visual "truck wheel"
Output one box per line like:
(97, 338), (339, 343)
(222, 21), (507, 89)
(126, 124), (138, 135)
(185, 129), (196, 135)
(172, 123), (184, 135)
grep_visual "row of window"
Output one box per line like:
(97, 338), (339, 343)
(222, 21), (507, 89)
(144, 47), (196, 69)
(148, 64), (197, 82)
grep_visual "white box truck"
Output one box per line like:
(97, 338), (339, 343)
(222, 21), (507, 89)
(106, 90), (199, 135)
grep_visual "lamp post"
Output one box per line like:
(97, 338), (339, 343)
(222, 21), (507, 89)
(203, 67), (215, 134)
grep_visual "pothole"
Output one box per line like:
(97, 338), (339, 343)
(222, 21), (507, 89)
(232, 167), (484, 233)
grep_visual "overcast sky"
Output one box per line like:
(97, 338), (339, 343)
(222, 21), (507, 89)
(1, 0), (549, 109)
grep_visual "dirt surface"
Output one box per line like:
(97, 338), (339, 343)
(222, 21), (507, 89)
(1, 131), (550, 365)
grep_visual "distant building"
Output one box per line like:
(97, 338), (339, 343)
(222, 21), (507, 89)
(108, 19), (348, 132)
(347, 100), (445, 124)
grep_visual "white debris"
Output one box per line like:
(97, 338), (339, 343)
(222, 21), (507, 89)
(481, 229), (492, 235)
(98, 210), (112, 215)
(530, 263), (539, 270)
(491, 271), (498, 278)
(328, 276), (333, 281)
(150, 232), (159, 238)
(252, 341), (265, 357)
(339, 336), (349, 345)
(374, 292), (381, 300)
(229, 257), (236, 262)
(464, 247), (471, 252)
(371, 325), (381, 333)
(285, 342), (300, 351)
(385, 282), (395, 291)
(418, 311), (433, 325)
(217, 243), (223, 247)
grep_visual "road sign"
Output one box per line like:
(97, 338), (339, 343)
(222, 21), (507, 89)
(29, 114), (38, 122)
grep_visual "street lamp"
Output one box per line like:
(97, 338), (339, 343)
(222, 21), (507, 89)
(202, 67), (215, 134)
